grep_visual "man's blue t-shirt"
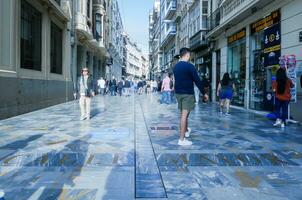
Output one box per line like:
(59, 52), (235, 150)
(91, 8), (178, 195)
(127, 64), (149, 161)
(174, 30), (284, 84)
(173, 61), (204, 95)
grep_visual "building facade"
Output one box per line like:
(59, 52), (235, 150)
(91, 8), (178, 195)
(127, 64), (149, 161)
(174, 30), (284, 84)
(73, 0), (109, 87)
(0, 0), (125, 119)
(141, 55), (150, 79)
(160, 0), (177, 74)
(207, 0), (302, 121)
(124, 34), (145, 78)
(187, 0), (211, 94)
(150, 0), (210, 81)
(107, 0), (124, 80)
(0, 0), (72, 119)
(149, 0), (162, 80)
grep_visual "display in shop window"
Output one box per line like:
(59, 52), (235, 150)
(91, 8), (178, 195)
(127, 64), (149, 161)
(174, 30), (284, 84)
(264, 23), (281, 67)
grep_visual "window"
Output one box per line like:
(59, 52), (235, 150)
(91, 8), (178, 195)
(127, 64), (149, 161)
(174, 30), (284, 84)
(202, 16), (207, 29)
(95, 13), (102, 40)
(21, 0), (42, 71)
(103, 1), (106, 11)
(50, 22), (63, 74)
(87, 0), (91, 18)
(54, 0), (61, 6)
(202, 1), (208, 14)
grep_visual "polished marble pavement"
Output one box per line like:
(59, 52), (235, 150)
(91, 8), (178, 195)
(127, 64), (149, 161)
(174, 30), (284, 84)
(0, 94), (301, 199)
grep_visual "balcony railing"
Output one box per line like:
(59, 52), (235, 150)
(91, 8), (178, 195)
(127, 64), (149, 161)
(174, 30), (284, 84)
(164, 0), (177, 20)
(189, 31), (208, 50)
(208, 0), (255, 32)
(207, 8), (221, 31)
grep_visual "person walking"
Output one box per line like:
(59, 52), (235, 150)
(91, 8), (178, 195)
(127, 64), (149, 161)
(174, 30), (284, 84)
(152, 79), (158, 94)
(109, 79), (117, 96)
(202, 75), (210, 103)
(161, 73), (172, 104)
(78, 67), (95, 120)
(173, 48), (207, 146)
(124, 78), (131, 97)
(217, 73), (235, 115)
(137, 80), (143, 95)
(272, 67), (294, 128)
(97, 77), (106, 95)
(117, 79), (124, 97)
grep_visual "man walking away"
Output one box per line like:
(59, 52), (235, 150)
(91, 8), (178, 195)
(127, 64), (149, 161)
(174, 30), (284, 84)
(78, 67), (95, 120)
(173, 48), (208, 146)
(117, 79), (124, 97)
(97, 77), (106, 95)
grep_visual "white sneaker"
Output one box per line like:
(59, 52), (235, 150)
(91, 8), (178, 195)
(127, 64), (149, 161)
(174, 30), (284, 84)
(86, 115), (91, 120)
(273, 119), (281, 126)
(178, 138), (193, 146)
(281, 123), (285, 128)
(80, 116), (86, 121)
(185, 127), (191, 138)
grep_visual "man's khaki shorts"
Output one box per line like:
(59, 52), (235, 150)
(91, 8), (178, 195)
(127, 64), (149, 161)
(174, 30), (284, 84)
(175, 94), (195, 111)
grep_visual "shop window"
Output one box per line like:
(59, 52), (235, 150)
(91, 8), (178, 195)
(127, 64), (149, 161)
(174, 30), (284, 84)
(249, 31), (274, 111)
(227, 39), (246, 106)
(87, 0), (91, 18)
(21, 0), (42, 71)
(50, 22), (63, 74)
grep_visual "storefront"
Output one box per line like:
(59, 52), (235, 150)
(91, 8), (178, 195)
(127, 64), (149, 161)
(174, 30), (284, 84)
(227, 29), (246, 106)
(249, 10), (281, 111)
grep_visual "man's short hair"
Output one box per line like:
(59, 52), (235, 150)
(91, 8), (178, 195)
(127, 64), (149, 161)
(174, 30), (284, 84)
(179, 47), (191, 58)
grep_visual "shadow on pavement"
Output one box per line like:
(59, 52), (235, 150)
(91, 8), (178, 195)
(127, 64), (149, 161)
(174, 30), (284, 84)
(0, 135), (91, 200)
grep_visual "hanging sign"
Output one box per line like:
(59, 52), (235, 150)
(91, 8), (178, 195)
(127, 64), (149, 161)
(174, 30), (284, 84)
(264, 23), (281, 67)
(251, 10), (280, 34)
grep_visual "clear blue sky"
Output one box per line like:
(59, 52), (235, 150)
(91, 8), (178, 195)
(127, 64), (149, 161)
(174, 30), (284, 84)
(117, 0), (154, 54)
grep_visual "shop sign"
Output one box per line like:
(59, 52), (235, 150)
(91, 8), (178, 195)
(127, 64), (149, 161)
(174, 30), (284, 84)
(228, 29), (246, 44)
(251, 10), (280, 34)
(264, 23), (281, 67)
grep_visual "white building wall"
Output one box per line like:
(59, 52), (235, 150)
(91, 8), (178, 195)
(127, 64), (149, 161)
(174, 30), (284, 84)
(281, 0), (302, 122)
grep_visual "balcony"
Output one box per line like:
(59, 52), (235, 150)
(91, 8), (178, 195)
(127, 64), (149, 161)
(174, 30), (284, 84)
(164, 0), (177, 20)
(39, 0), (70, 21)
(161, 24), (176, 47)
(189, 31), (208, 50)
(75, 12), (93, 43)
(207, 8), (221, 31)
(207, 0), (275, 38)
